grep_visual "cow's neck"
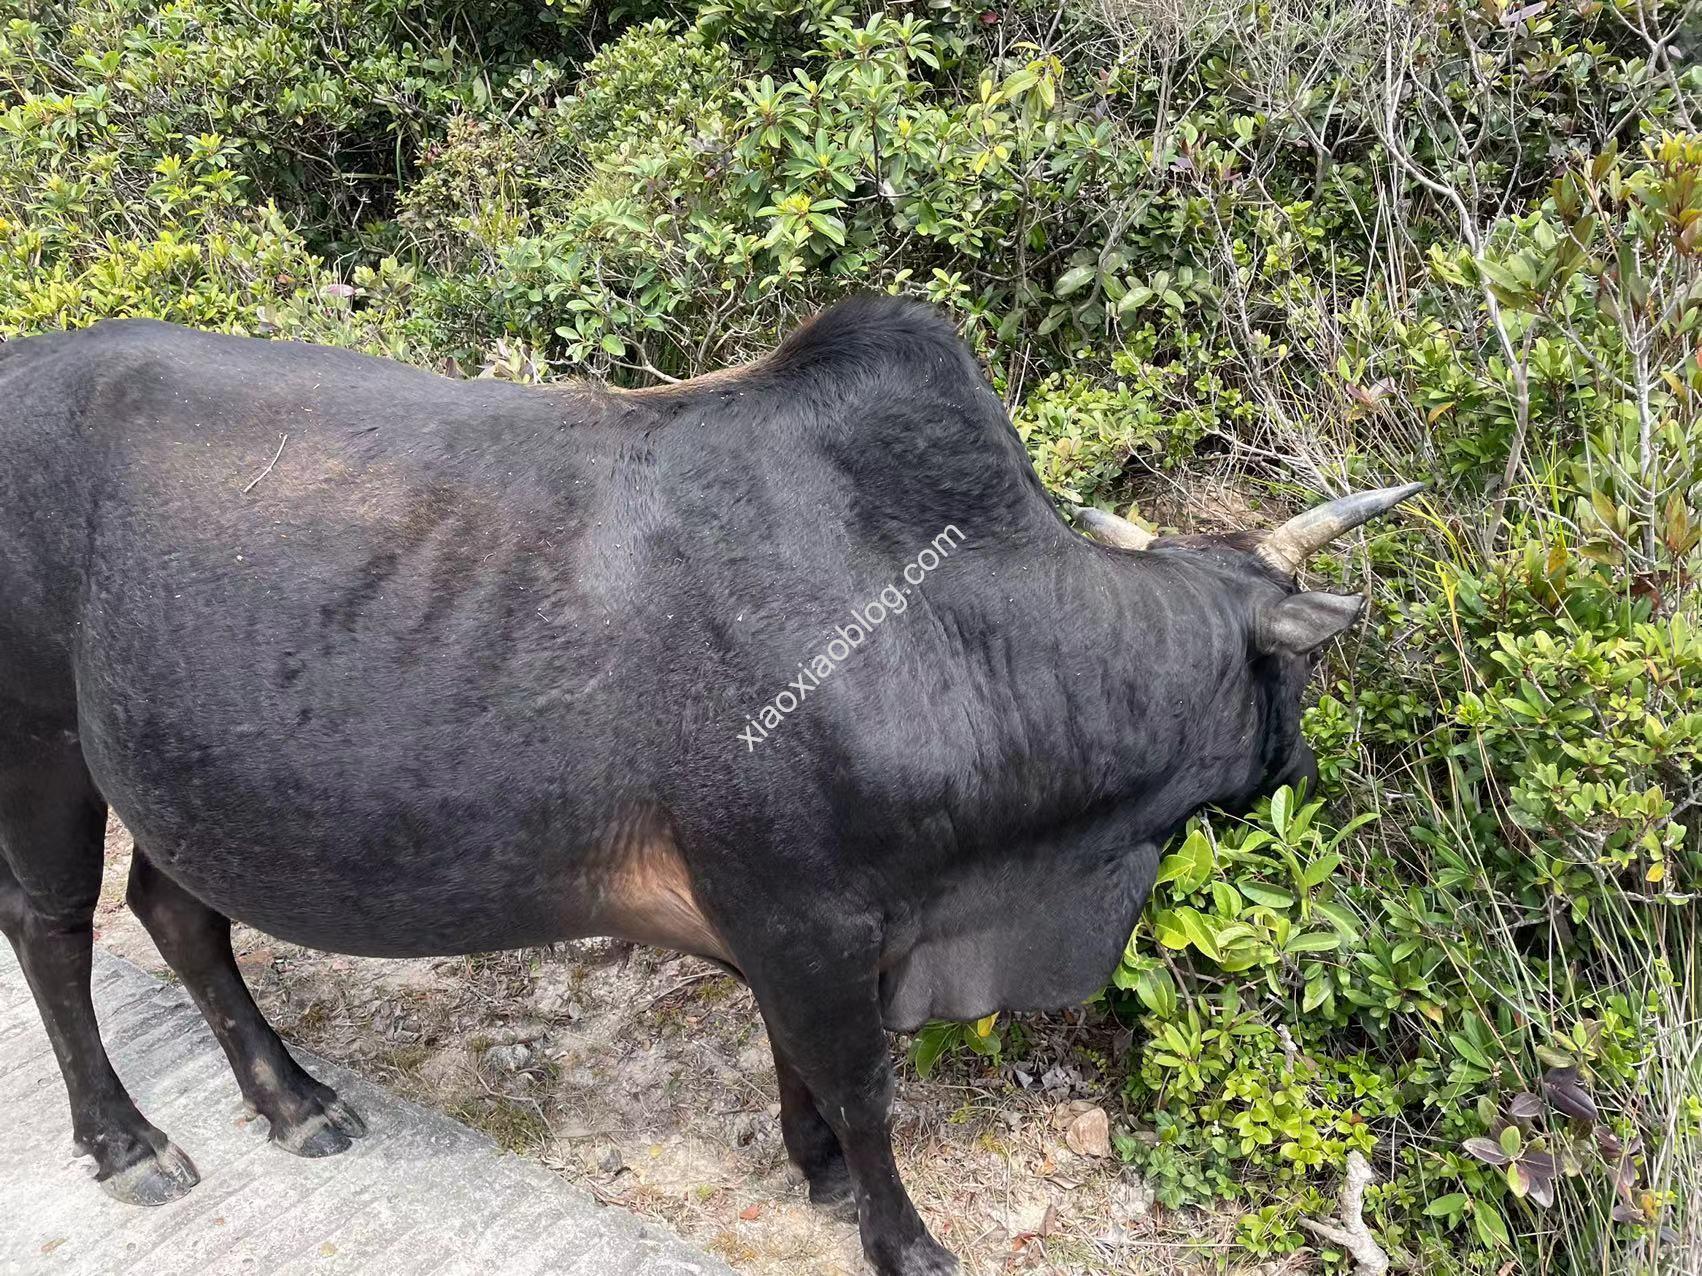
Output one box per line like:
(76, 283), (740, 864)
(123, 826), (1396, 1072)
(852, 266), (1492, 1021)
(956, 540), (1267, 851)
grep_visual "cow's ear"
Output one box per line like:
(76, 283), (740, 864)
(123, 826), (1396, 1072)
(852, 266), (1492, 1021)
(1253, 591), (1364, 656)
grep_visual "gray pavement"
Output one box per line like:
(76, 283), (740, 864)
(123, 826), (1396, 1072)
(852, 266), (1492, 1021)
(0, 942), (731, 1276)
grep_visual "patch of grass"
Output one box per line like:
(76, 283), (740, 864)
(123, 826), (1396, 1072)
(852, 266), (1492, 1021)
(692, 976), (742, 1005)
(448, 1097), (551, 1155)
(290, 1002), (333, 1036)
(704, 1231), (761, 1267)
(372, 1043), (433, 1083)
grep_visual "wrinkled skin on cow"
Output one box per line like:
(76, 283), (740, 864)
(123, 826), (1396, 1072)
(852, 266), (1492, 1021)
(0, 298), (1417, 1275)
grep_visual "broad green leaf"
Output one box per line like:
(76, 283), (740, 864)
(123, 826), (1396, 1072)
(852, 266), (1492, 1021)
(911, 1024), (952, 1078)
(1210, 881), (1243, 915)
(1302, 852), (1342, 889)
(1135, 966), (1178, 1018)
(1155, 852), (1194, 887)
(1115, 285), (1152, 313)
(1151, 909), (1190, 950)
(1302, 973), (1330, 1012)
(1474, 1201), (1511, 1248)
(1449, 1034), (1492, 1070)
(1286, 931), (1342, 955)
(1506, 1162), (1530, 1198)
(1316, 900), (1361, 941)
(1240, 882), (1295, 909)
(1424, 1193), (1468, 1217)
(1175, 907), (1222, 961)
(1054, 265), (1095, 297)
(1269, 787), (1292, 840)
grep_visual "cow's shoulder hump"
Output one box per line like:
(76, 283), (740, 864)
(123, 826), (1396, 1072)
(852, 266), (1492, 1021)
(763, 294), (980, 392)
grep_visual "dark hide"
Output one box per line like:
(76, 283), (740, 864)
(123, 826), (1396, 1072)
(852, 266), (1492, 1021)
(0, 298), (1346, 1274)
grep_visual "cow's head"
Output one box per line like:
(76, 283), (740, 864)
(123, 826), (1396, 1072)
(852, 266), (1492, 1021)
(1074, 482), (1424, 805)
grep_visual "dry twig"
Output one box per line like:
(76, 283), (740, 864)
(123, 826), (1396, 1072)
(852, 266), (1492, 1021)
(242, 432), (288, 495)
(1299, 1151), (1390, 1275)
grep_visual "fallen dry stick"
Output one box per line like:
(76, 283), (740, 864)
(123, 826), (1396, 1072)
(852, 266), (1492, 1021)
(1299, 1151), (1390, 1275)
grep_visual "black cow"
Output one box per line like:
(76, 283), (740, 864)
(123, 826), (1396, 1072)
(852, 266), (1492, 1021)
(0, 298), (1417, 1274)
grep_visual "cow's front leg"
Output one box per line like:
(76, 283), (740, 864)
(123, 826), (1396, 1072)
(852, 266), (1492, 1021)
(752, 954), (956, 1276)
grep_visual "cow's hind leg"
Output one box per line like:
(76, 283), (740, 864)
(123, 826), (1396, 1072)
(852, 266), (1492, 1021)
(126, 852), (364, 1157)
(0, 730), (198, 1204)
(748, 933), (956, 1276)
(772, 1039), (854, 1219)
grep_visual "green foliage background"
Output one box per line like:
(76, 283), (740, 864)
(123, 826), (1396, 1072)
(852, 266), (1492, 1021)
(4, 0), (1699, 1270)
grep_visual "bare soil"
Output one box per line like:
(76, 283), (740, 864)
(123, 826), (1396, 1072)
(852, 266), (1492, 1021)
(91, 821), (1270, 1276)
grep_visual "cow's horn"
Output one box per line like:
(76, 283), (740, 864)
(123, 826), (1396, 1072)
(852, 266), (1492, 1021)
(1255, 481), (1426, 576)
(1072, 506), (1156, 551)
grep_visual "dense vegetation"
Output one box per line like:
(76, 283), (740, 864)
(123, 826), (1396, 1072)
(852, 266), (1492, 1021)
(3, 0), (1698, 1270)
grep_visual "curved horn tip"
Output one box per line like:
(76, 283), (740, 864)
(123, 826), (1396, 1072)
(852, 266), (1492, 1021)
(1377, 479), (1429, 504)
(1256, 479), (1428, 575)
(1072, 505), (1156, 551)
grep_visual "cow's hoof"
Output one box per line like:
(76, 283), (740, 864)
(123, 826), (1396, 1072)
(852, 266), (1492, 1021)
(866, 1234), (959, 1276)
(269, 1096), (366, 1158)
(98, 1140), (200, 1206)
(807, 1169), (858, 1222)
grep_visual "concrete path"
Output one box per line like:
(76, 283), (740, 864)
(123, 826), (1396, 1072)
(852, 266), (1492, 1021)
(0, 943), (731, 1276)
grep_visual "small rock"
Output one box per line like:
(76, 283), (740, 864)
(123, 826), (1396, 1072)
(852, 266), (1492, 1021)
(532, 987), (574, 1020)
(1050, 1099), (1093, 1130)
(418, 1047), (472, 1092)
(489, 1021), (549, 1047)
(1001, 1198), (1052, 1235)
(599, 1146), (624, 1174)
(1111, 1173), (1154, 1219)
(737, 1042), (772, 1073)
(481, 1042), (533, 1072)
(738, 1203), (762, 1221)
(1064, 1106), (1111, 1159)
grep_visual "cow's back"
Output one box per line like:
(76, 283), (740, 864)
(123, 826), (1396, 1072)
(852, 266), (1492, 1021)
(1, 321), (568, 690)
